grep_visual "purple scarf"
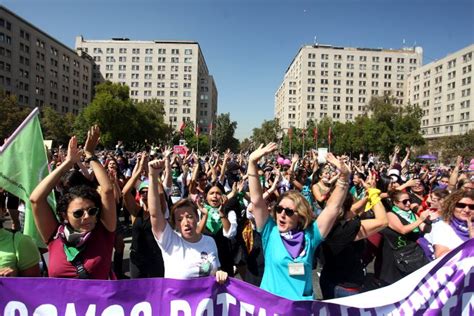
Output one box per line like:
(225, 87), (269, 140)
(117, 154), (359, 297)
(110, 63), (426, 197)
(450, 217), (470, 242)
(280, 230), (305, 259)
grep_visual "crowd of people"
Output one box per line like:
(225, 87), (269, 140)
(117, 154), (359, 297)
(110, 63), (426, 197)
(1, 126), (473, 301)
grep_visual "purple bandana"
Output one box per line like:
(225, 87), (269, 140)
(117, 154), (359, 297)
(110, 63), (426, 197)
(450, 217), (470, 242)
(280, 230), (305, 259)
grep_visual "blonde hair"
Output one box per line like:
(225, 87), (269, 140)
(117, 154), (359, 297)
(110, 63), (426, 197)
(272, 190), (314, 230)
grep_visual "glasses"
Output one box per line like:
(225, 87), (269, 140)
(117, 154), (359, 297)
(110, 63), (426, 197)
(455, 203), (474, 211)
(275, 205), (297, 217)
(72, 207), (99, 219)
(398, 199), (411, 205)
(139, 190), (148, 196)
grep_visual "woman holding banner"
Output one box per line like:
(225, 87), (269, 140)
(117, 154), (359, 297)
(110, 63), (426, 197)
(247, 143), (350, 300)
(30, 126), (116, 279)
(147, 159), (228, 284)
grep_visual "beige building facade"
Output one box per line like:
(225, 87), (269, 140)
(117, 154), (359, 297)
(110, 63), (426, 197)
(75, 37), (217, 132)
(0, 6), (93, 115)
(275, 44), (423, 130)
(406, 44), (473, 139)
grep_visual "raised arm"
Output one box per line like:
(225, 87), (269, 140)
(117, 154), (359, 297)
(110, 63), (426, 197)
(121, 153), (147, 217)
(390, 145), (400, 169)
(316, 153), (350, 238)
(248, 143), (278, 230)
(148, 159), (166, 239)
(401, 147), (411, 170)
(162, 147), (173, 189)
(448, 156), (462, 192)
(84, 126), (116, 232)
(30, 136), (81, 243)
(219, 150), (231, 184)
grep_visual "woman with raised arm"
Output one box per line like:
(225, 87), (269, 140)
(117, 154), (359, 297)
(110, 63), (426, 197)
(248, 143), (350, 300)
(147, 159), (227, 284)
(122, 153), (165, 278)
(30, 126), (116, 279)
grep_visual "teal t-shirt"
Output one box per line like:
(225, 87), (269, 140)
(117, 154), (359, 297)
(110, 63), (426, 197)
(259, 217), (323, 300)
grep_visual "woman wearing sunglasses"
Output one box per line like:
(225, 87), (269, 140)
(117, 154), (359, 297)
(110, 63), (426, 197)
(30, 126), (116, 279)
(147, 159), (228, 284)
(377, 190), (430, 285)
(247, 143), (350, 300)
(429, 190), (474, 258)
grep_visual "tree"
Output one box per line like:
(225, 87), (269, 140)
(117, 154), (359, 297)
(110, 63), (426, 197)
(40, 106), (74, 146)
(251, 119), (281, 145)
(74, 82), (168, 148)
(0, 90), (29, 143)
(213, 113), (239, 152)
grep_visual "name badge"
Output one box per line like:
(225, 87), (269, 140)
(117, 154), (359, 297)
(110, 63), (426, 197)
(288, 262), (305, 276)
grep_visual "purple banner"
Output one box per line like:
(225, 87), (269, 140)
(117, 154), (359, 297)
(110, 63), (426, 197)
(1, 239), (473, 315)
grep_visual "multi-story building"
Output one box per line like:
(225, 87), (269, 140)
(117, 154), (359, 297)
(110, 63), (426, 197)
(0, 6), (93, 115)
(275, 44), (423, 129)
(75, 36), (217, 132)
(406, 44), (473, 139)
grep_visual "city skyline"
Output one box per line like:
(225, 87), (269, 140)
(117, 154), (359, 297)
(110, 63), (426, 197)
(3, 0), (473, 140)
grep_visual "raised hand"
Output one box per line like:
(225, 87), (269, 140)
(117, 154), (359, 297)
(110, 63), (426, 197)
(84, 125), (100, 156)
(148, 159), (165, 177)
(66, 136), (82, 164)
(249, 143), (277, 163)
(291, 153), (299, 164)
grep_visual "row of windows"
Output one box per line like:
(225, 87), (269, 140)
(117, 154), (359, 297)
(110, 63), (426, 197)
(307, 53), (418, 64)
(95, 56), (194, 64)
(98, 64), (193, 72)
(104, 72), (191, 81)
(87, 47), (193, 55)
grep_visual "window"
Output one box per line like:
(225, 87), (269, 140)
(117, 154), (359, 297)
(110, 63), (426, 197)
(158, 48), (166, 54)
(106, 48), (114, 54)
(185, 49), (193, 55)
(145, 48), (153, 54)
(171, 49), (179, 55)
(119, 48), (127, 54)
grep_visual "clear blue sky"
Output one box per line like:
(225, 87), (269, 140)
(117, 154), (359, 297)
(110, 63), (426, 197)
(4, 0), (473, 140)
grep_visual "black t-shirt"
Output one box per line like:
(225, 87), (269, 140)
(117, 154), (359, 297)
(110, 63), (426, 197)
(320, 217), (365, 288)
(130, 208), (164, 278)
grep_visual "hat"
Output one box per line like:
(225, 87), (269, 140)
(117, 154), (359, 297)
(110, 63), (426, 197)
(138, 180), (149, 192)
(388, 169), (401, 183)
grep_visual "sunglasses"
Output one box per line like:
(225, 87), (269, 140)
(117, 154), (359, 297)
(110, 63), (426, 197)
(455, 203), (474, 210)
(139, 190), (148, 196)
(275, 205), (297, 217)
(72, 207), (99, 219)
(398, 199), (411, 205)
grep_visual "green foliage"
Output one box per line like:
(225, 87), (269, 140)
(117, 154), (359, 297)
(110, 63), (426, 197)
(213, 113), (239, 152)
(251, 119), (281, 145)
(0, 90), (30, 142)
(74, 82), (168, 148)
(40, 106), (74, 146)
(266, 96), (426, 157)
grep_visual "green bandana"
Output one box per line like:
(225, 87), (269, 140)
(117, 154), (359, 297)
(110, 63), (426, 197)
(392, 205), (419, 233)
(205, 204), (223, 234)
(64, 244), (82, 262)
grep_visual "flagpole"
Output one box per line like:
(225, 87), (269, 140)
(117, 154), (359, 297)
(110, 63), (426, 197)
(0, 107), (39, 153)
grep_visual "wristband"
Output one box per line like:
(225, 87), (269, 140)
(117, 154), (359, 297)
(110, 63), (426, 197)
(84, 155), (99, 163)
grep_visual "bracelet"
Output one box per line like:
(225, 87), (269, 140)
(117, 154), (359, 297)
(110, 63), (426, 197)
(219, 215), (227, 219)
(336, 179), (348, 186)
(247, 173), (258, 177)
(84, 155), (99, 163)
